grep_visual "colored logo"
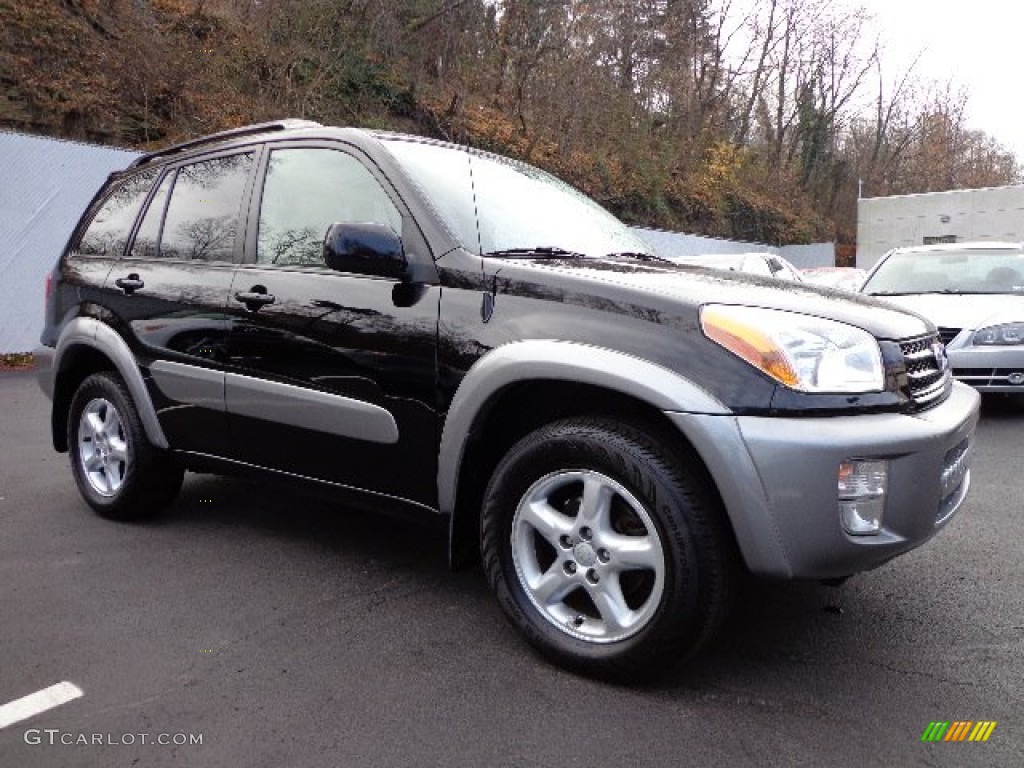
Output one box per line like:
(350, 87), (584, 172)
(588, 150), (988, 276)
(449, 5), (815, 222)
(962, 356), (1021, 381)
(921, 721), (997, 742)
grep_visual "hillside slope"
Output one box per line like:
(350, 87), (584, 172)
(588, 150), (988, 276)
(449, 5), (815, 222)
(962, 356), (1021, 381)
(0, 0), (829, 244)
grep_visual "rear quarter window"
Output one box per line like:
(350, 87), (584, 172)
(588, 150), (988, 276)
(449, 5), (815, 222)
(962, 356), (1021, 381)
(77, 169), (158, 257)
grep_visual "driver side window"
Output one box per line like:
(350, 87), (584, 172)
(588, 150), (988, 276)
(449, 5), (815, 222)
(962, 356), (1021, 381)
(256, 148), (402, 267)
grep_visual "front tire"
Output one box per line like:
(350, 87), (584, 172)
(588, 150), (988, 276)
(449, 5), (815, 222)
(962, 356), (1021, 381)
(68, 371), (183, 520)
(481, 418), (735, 679)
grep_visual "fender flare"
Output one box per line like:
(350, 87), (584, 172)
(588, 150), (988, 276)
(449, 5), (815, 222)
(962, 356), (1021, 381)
(437, 339), (729, 517)
(54, 317), (169, 449)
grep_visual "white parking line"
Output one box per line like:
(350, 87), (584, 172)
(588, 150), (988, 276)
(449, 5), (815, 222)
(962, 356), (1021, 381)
(0, 682), (83, 729)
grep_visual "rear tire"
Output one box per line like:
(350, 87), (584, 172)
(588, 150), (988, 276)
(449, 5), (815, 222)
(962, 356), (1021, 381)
(481, 417), (735, 680)
(68, 371), (183, 520)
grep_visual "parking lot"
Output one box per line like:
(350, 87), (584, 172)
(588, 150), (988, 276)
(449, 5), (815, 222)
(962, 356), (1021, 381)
(1, 367), (1021, 767)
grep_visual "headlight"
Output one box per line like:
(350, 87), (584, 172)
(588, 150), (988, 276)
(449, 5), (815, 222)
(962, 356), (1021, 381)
(700, 304), (884, 392)
(972, 323), (1024, 345)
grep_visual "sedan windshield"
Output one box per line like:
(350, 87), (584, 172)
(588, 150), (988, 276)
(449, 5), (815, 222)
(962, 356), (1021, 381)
(383, 139), (653, 259)
(863, 249), (1024, 295)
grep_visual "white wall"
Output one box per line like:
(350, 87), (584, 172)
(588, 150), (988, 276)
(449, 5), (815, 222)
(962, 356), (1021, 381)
(857, 185), (1024, 269)
(0, 132), (140, 352)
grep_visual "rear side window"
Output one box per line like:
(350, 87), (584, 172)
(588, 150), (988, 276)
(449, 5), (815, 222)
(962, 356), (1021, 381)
(159, 153), (253, 262)
(77, 169), (158, 257)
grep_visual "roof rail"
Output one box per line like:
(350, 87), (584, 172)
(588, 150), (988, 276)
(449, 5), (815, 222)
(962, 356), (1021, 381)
(129, 119), (323, 167)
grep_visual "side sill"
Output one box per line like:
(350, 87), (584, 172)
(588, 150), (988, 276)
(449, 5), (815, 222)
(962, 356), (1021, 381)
(175, 450), (441, 518)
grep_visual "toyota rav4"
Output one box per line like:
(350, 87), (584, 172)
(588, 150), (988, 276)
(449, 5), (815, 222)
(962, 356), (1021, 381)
(37, 120), (979, 678)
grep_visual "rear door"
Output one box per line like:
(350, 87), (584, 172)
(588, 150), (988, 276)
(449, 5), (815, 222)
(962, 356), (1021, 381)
(222, 142), (440, 507)
(63, 168), (160, 328)
(111, 150), (259, 456)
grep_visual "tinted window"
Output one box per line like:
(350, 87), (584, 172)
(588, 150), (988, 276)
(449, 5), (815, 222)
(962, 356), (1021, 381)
(129, 172), (174, 259)
(78, 169), (157, 257)
(257, 148), (402, 267)
(160, 153), (253, 262)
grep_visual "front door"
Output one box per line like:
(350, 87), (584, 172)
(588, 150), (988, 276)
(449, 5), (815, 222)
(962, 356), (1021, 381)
(223, 144), (440, 507)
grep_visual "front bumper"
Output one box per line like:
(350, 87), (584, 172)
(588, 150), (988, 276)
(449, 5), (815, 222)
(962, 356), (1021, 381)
(948, 345), (1024, 392)
(667, 382), (981, 579)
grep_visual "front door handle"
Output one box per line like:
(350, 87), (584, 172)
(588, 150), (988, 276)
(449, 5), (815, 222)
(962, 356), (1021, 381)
(114, 274), (144, 294)
(234, 288), (276, 311)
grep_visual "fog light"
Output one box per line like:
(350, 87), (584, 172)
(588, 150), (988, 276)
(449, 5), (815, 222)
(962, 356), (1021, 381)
(838, 459), (888, 536)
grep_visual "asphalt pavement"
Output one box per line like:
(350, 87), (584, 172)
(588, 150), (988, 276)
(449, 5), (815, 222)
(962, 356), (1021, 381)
(1, 369), (1021, 767)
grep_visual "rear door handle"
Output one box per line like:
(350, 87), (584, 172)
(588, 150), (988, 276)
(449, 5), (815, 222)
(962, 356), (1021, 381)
(114, 274), (144, 294)
(234, 288), (276, 310)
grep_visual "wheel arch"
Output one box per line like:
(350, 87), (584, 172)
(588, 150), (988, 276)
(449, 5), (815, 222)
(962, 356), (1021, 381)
(440, 340), (731, 568)
(52, 317), (169, 452)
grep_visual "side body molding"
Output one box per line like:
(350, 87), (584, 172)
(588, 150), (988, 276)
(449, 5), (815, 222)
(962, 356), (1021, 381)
(437, 339), (729, 516)
(54, 317), (170, 449)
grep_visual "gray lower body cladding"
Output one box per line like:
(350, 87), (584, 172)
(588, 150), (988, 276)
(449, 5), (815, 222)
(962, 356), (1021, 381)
(667, 382), (981, 580)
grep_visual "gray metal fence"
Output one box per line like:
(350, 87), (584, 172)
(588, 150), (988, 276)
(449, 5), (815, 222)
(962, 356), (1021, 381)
(0, 131), (139, 352)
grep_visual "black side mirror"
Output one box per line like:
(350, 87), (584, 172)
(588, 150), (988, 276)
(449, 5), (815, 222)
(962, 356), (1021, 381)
(323, 222), (407, 279)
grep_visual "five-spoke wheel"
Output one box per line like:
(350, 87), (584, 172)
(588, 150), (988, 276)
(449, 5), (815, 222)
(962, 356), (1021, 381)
(68, 371), (183, 519)
(77, 398), (129, 497)
(482, 418), (735, 678)
(512, 470), (665, 643)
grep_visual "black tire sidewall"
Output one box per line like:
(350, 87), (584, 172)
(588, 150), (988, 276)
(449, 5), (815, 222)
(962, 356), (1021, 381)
(67, 372), (176, 519)
(482, 419), (715, 675)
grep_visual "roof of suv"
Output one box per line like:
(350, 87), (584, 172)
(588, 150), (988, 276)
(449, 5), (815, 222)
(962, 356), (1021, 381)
(129, 119), (325, 168)
(127, 120), (483, 171)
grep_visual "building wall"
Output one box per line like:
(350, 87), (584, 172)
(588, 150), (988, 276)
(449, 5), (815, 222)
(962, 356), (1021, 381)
(633, 227), (835, 269)
(0, 132), (141, 352)
(857, 185), (1024, 269)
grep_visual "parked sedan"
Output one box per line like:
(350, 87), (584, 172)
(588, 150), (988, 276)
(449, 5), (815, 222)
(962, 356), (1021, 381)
(667, 252), (804, 281)
(861, 242), (1024, 392)
(802, 267), (866, 292)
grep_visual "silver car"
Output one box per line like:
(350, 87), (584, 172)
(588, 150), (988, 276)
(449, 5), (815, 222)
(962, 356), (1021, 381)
(668, 251), (804, 281)
(861, 242), (1024, 392)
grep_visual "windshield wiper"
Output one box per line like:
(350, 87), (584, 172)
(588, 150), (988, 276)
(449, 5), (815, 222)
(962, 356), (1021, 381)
(485, 246), (586, 260)
(870, 289), (969, 296)
(605, 251), (673, 263)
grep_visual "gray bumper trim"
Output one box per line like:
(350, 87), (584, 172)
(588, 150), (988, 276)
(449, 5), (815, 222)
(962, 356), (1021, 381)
(34, 345), (55, 401)
(667, 382), (981, 579)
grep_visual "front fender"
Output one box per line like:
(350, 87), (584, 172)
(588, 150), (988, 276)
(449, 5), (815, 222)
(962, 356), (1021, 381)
(437, 339), (729, 517)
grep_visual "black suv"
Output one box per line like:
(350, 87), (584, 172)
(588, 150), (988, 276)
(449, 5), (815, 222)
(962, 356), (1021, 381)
(37, 120), (979, 677)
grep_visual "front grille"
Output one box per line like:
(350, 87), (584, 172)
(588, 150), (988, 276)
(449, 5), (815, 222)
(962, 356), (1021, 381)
(899, 333), (951, 408)
(936, 327), (962, 345)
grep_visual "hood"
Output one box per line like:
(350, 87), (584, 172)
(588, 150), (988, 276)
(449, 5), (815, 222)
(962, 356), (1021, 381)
(866, 293), (1024, 332)
(493, 257), (932, 340)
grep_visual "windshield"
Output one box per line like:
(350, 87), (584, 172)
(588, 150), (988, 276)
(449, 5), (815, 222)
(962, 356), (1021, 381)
(862, 248), (1024, 295)
(383, 139), (652, 258)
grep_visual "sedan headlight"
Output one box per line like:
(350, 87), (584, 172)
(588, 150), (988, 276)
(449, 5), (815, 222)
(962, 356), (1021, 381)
(700, 304), (884, 392)
(972, 323), (1024, 345)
